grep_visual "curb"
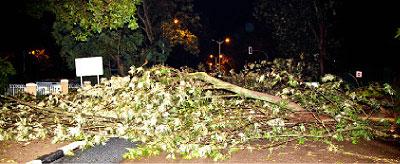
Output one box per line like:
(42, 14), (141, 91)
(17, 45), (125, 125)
(26, 141), (85, 164)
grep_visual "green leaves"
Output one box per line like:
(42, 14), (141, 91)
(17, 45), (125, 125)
(161, 22), (200, 54)
(321, 74), (336, 83)
(124, 146), (161, 159)
(383, 83), (395, 96)
(287, 74), (299, 87)
(258, 75), (265, 83)
(128, 19), (139, 30)
(50, 0), (141, 41)
(395, 28), (400, 39)
(298, 137), (306, 144)
(37, 0), (145, 76)
(1, 62), (397, 161)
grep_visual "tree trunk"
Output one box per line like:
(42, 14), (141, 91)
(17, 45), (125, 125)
(189, 72), (305, 112)
(117, 31), (125, 76)
(138, 0), (154, 44)
(113, 56), (125, 76)
(318, 23), (326, 76)
(137, 0), (154, 67)
(117, 59), (125, 76)
(313, 0), (327, 76)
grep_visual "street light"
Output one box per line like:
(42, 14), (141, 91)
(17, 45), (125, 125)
(225, 37), (230, 43)
(212, 37), (230, 72)
(218, 54), (223, 71)
(173, 18), (179, 24)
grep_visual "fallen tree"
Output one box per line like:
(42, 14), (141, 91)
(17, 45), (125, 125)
(0, 59), (398, 161)
(189, 72), (305, 112)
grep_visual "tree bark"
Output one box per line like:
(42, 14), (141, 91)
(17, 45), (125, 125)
(189, 72), (305, 112)
(313, 0), (327, 76)
(117, 58), (125, 76)
(138, 0), (154, 44)
(112, 55), (125, 76)
(318, 23), (326, 76)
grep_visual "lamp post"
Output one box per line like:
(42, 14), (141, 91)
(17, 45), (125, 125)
(218, 54), (223, 72)
(212, 37), (230, 72)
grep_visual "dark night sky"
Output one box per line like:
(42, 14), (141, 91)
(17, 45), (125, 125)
(339, 1), (400, 81)
(1, 0), (399, 82)
(195, 0), (254, 35)
(1, 1), (53, 51)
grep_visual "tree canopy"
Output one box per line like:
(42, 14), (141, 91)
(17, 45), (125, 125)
(39, 0), (144, 76)
(136, 0), (200, 65)
(49, 0), (141, 41)
(28, 0), (201, 75)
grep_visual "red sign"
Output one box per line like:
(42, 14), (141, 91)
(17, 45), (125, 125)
(356, 71), (362, 78)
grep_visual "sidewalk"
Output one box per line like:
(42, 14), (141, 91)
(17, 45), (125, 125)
(0, 139), (69, 163)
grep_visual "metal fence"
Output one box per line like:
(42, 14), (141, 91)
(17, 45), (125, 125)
(5, 82), (81, 96)
(37, 82), (60, 96)
(6, 84), (26, 96)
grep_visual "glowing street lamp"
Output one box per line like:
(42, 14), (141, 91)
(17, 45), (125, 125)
(218, 54), (224, 71)
(173, 18), (179, 24)
(212, 37), (231, 72)
(225, 37), (230, 43)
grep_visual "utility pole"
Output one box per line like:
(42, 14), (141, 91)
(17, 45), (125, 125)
(212, 37), (230, 73)
(217, 40), (223, 72)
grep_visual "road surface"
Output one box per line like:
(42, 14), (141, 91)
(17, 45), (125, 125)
(54, 137), (136, 163)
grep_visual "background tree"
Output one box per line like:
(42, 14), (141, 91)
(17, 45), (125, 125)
(253, 0), (340, 76)
(48, 0), (141, 41)
(28, 0), (143, 76)
(136, 0), (201, 65)
(53, 26), (144, 76)
(0, 58), (16, 93)
(29, 0), (200, 74)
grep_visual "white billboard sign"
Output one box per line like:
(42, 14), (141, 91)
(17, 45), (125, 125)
(75, 57), (104, 77)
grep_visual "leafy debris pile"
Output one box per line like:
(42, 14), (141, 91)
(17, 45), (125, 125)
(0, 60), (398, 160)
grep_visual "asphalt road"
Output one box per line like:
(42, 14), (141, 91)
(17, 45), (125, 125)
(54, 137), (136, 163)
